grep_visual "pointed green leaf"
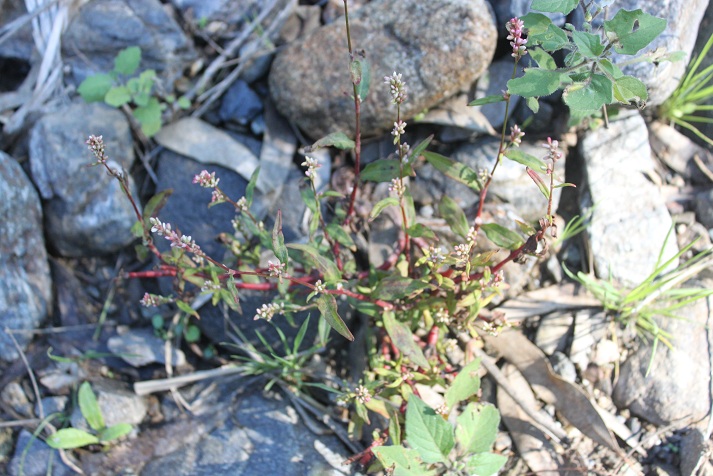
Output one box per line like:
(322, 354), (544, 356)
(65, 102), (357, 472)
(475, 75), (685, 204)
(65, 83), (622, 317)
(481, 223), (524, 249)
(612, 75), (648, 104)
(508, 69), (567, 98)
(326, 222), (356, 251)
(355, 59), (371, 102)
(316, 294), (353, 341)
(456, 403), (501, 454)
(406, 135), (433, 164)
(521, 13), (553, 35)
(526, 96), (540, 113)
(46, 428), (100, 449)
(572, 30), (605, 58)
(77, 73), (114, 102)
(531, 0), (578, 15)
(373, 446), (436, 475)
(439, 195), (469, 239)
(423, 151), (481, 191)
(272, 210), (288, 264)
(444, 358), (481, 408)
(305, 131), (355, 152)
(468, 95), (506, 107)
(407, 223), (436, 239)
(383, 311), (430, 369)
(361, 159), (412, 182)
(464, 452), (508, 476)
(99, 423), (132, 443)
(505, 149), (547, 172)
(176, 300), (200, 319)
(527, 167), (551, 200)
(405, 395), (454, 464)
(370, 197), (400, 220)
(528, 48), (557, 70)
(246, 166), (260, 207)
(78, 381), (104, 431)
(113, 46), (141, 75)
(603, 9), (667, 55)
(286, 243), (341, 283)
(142, 189), (172, 228)
(373, 276), (429, 301)
(563, 73), (613, 112)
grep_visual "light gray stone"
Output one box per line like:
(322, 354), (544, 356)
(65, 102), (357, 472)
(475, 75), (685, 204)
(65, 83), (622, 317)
(29, 101), (138, 257)
(0, 152), (52, 362)
(107, 328), (186, 367)
(579, 111), (679, 286)
(269, 0), (497, 139)
(71, 380), (147, 429)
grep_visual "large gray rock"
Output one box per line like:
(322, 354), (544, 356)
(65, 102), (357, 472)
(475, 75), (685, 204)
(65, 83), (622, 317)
(613, 293), (712, 427)
(8, 430), (72, 476)
(579, 111), (679, 287)
(411, 137), (564, 222)
(62, 0), (196, 87)
(609, 0), (710, 106)
(0, 152), (52, 363)
(29, 101), (138, 257)
(269, 0), (497, 139)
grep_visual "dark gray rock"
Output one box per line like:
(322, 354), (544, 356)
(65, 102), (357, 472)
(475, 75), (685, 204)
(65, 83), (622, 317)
(8, 430), (73, 476)
(0, 151), (52, 363)
(29, 101), (138, 257)
(141, 389), (351, 476)
(411, 137), (564, 222)
(608, 0), (709, 106)
(0, 0), (34, 63)
(579, 111), (679, 287)
(269, 0), (497, 139)
(219, 80), (263, 126)
(107, 327), (186, 367)
(62, 0), (196, 87)
(694, 188), (713, 229)
(474, 57), (524, 128)
(613, 294), (712, 427)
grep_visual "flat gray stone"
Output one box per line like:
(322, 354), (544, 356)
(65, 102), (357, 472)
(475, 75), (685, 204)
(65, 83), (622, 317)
(107, 328), (186, 367)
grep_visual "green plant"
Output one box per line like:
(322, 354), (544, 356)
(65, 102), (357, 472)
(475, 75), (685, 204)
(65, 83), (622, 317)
(77, 46), (190, 136)
(45, 382), (132, 449)
(659, 33), (713, 146)
(83, 0), (676, 472)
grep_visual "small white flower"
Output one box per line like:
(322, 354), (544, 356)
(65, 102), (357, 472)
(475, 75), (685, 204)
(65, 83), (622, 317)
(355, 385), (371, 404)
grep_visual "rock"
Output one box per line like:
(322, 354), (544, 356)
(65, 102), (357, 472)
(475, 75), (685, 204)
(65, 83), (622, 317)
(264, 168), (311, 244)
(613, 294), (712, 427)
(569, 310), (608, 370)
(649, 121), (713, 185)
(29, 101), (138, 257)
(269, 0), (497, 139)
(549, 351), (577, 383)
(694, 189), (713, 230)
(0, 152), (52, 362)
(608, 0), (709, 106)
(8, 430), (73, 476)
(219, 80), (263, 126)
(535, 312), (573, 355)
(411, 136), (564, 222)
(579, 111), (679, 287)
(0, 382), (32, 417)
(679, 428), (713, 476)
(140, 389), (351, 475)
(62, 0), (196, 87)
(35, 397), (68, 419)
(107, 327), (186, 367)
(416, 93), (496, 140)
(0, 0), (34, 63)
(474, 57), (524, 128)
(71, 380), (147, 428)
(256, 99), (298, 200)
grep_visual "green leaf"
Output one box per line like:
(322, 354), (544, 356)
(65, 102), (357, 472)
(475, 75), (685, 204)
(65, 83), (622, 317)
(305, 131), (355, 152)
(563, 74), (613, 112)
(271, 210), (288, 264)
(468, 95), (505, 107)
(316, 294), (354, 341)
(246, 166), (260, 207)
(176, 300), (200, 319)
(444, 358), (481, 408)
(527, 168), (551, 200)
(373, 446), (436, 475)
(529, 24), (569, 51)
(78, 381), (104, 431)
(113, 46), (141, 75)
(456, 403), (501, 454)
(464, 452), (508, 476)
(405, 395), (454, 464)
(439, 195), (469, 239)
(521, 13), (553, 35)
(287, 243), (341, 283)
(505, 149), (547, 172)
(572, 30), (605, 58)
(46, 428), (100, 449)
(526, 96), (540, 113)
(177, 95), (191, 109)
(293, 315), (310, 354)
(612, 75), (648, 104)
(528, 48), (557, 70)
(383, 311), (430, 369)
(370, 197), (400, 220)
(99, 423), (132, 443)
(77, 73), (114, 102)
(406, 135), (433, 164)
(603, 9), (667, 55)
(356, 59), (371, 102)
(481, 223), (523, 249)
(407, 223), (436, 239)
(423, 151), (480, 191)
(531, 0), (578, 15)
(373, 276), (429, 301)
(142, 189), (172, 228)
(326, 222), (356, 251)
(104, 86), (131, 107)
(508, 69), (567, 98)
(184, 325), (200, 343)
(133, 97), (163, 137)
(361, 159), (410, 182)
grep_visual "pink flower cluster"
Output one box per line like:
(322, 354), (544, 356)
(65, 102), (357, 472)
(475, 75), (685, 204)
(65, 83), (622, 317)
(506, 17), (527, 59)
(149, 217), (203, 255)
(86, 135), (108, 164)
